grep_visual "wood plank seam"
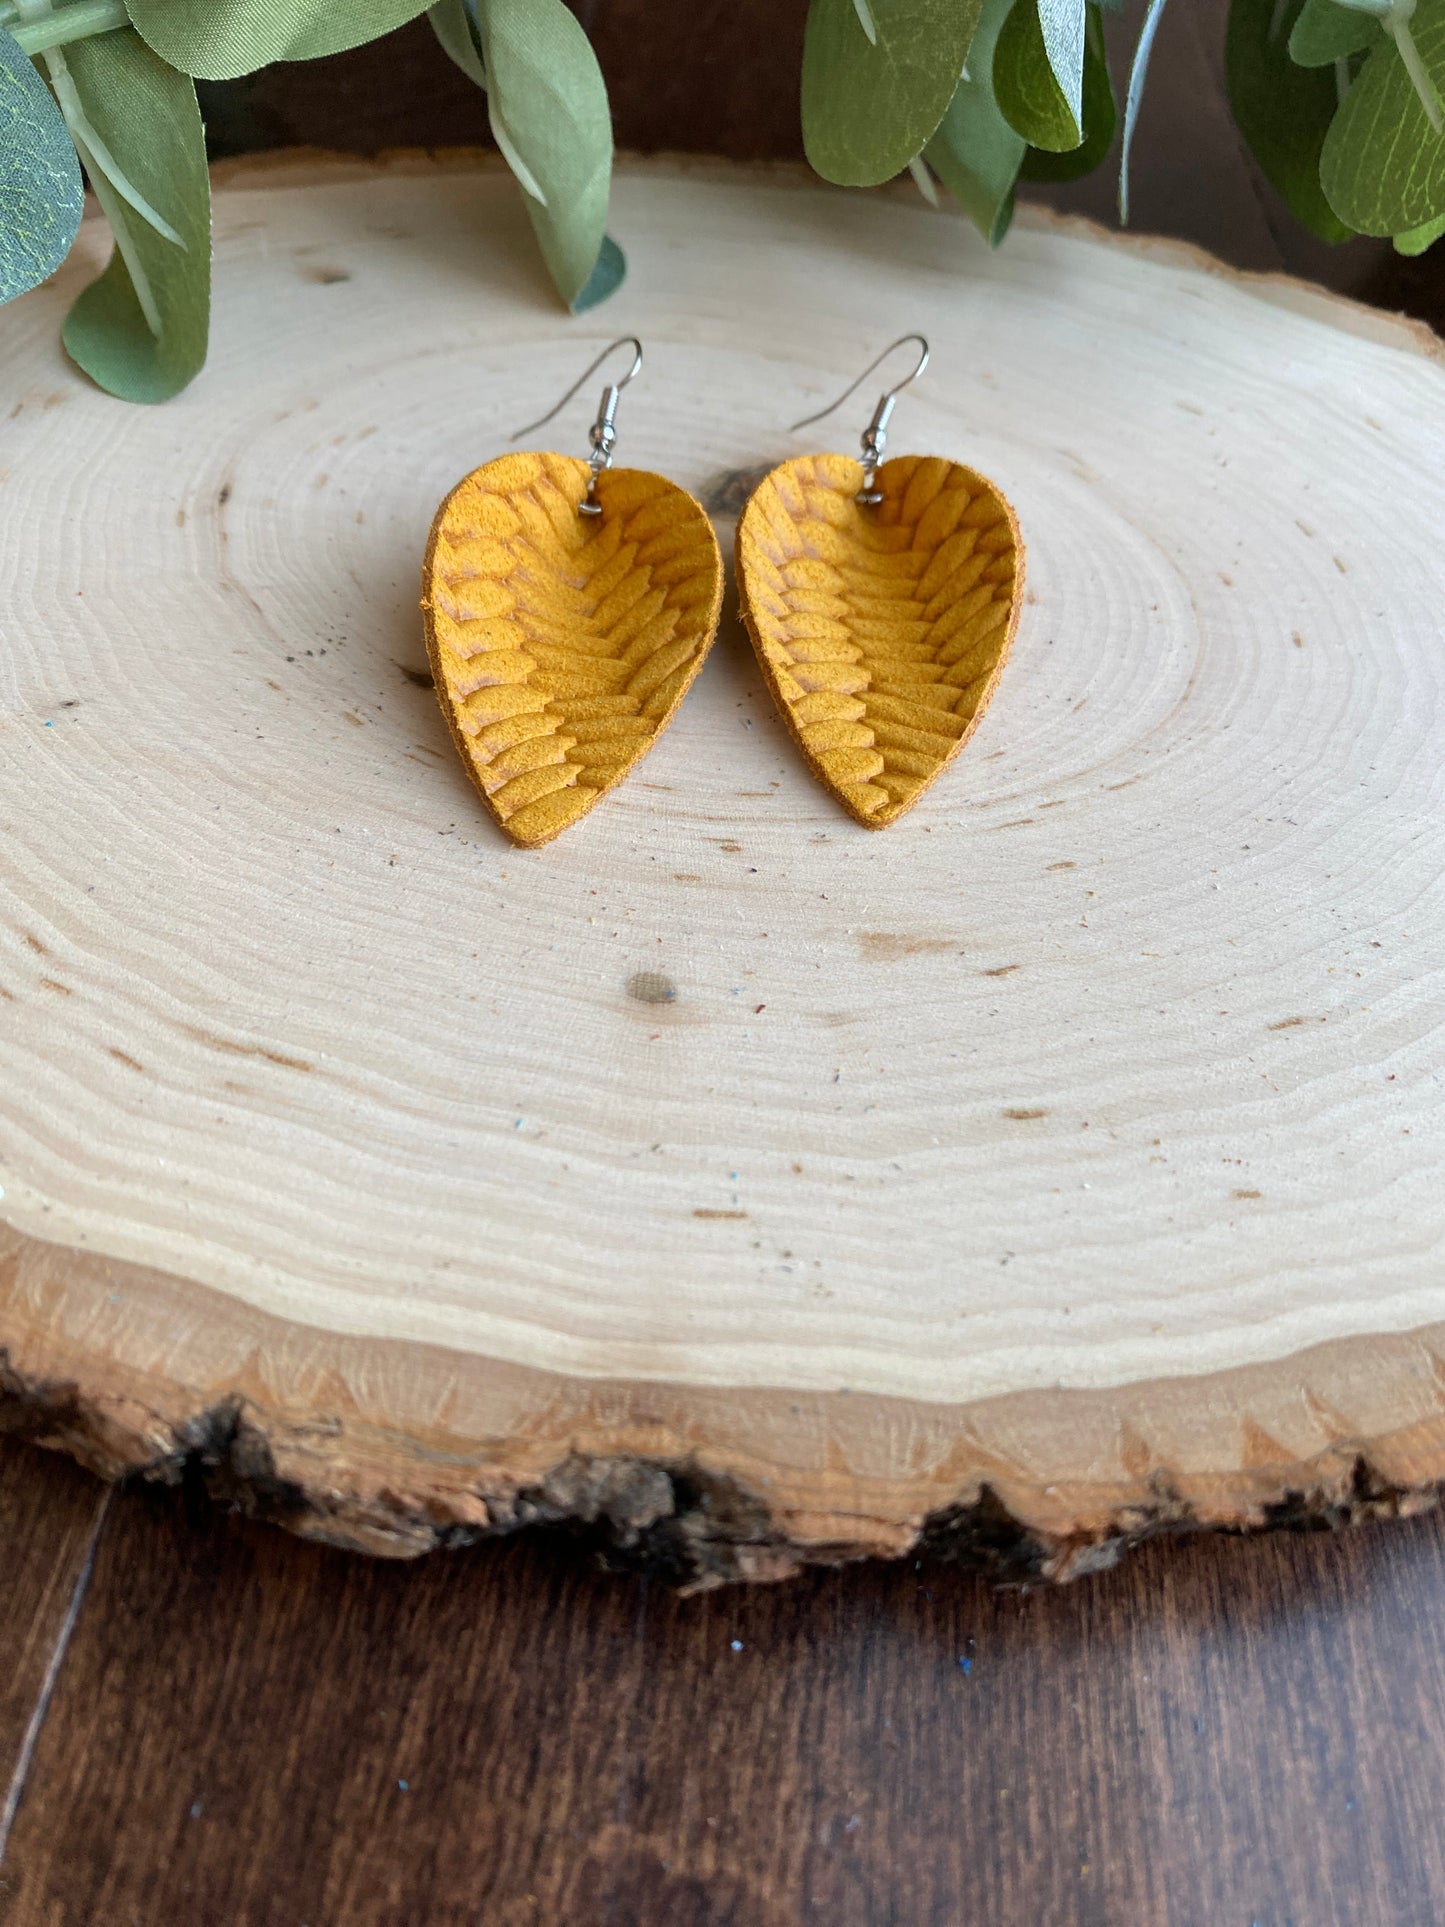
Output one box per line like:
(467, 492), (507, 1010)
(0, 1484), (112, 1870)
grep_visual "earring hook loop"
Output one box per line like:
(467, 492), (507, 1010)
(510, 337), (645, 516)
(789, 333), (930, 506)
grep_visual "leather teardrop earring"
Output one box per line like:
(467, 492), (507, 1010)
(422, 338), (724, 848)
(735, 335), (1024, 829)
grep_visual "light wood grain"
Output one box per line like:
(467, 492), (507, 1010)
(2, 155), (1443, 1581)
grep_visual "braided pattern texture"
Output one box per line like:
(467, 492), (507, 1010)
(423, 453), (723, 846)
(736, 453), (1024, 827)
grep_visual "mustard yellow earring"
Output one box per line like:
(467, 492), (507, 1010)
(422, 338), (724, 848)
(735, 335), (1025, 829)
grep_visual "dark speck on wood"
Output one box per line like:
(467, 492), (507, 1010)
(859, 933), (957, 963)
(701, 462), (778, 516)
(184, 1025), (312, 1072)
(627, 972), (677, 1006)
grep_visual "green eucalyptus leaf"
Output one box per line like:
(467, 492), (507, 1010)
(1021, 4), (1115, 180)
(996, 0), (1082, 150)
(0, 24), (84, 302)
(1119, 0), (1170, 220)
(1288, 0), (1381, 65)
(572, 232), (625, 313)
(803, 0), (985, 187)
(428, 0), (486, 86)
(1228, 0), (1354, 240)
(1320, 0), (1445, 231)
(59, 28), (209, 402)
(1037, 0), (1086, 124)
(1395, 208), (1445, 246)
(474, 0), (614, 309)
(923, 0), (1026, 243)
(126, 0), (432, 81)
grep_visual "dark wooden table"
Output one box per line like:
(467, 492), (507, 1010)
(4, 1431), (1445, 1924)
(5, 5), (1445, 1920)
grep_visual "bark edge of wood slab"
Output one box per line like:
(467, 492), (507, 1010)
(2, 154), (1443, 1588)
(5, 1226), (1445, 1586)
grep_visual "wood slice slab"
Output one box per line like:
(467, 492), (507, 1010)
(3, 155), (1444, 1586)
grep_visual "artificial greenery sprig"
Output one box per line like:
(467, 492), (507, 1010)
(1, 0), (1443, 404)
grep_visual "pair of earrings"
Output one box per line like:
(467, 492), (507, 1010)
(420, 336), (1024, 848)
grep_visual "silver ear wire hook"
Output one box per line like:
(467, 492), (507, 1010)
(790, 333), (930, 506)
(510, 336), (645, 516)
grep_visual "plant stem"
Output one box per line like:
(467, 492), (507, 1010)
(72, 124), (165, 336)
(37, 41), (164, 334)
(851, 0), (879, 47)
(907, 154), (939, 206)
(1388, 10), (1444, 133)
(1119, 0), (1171, 224)
(8, 0), (129, 55)
(489, 106), (548, 204)
(43, 40), (185, 246)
